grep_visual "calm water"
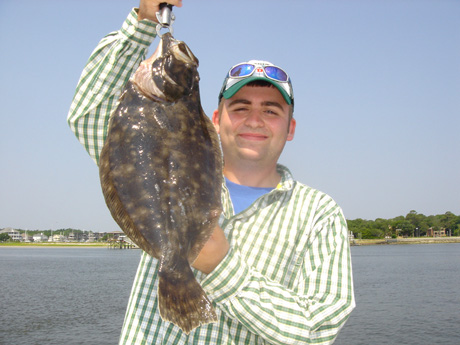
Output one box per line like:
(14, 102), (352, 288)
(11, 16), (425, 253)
(1, 244), (459, 345)
(0, 247), (140, 345)
(335, 243), (460, 345)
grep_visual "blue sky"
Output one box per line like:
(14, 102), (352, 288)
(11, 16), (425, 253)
(1, 0), (459, 233)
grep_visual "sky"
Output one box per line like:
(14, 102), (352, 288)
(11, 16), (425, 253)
(1, 0), (459, 233)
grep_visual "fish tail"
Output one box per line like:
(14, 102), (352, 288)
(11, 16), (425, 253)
(158, 267), (217, 334)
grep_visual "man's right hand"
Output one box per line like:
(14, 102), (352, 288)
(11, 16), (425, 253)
(192, 224), (230, 275)
(138, 0), (183, 22)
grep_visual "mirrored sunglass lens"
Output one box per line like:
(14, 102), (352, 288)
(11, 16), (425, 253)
(264, 66), (288, 81)
(230, 64), (254, 77)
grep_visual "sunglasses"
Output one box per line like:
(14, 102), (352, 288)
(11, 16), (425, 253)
(228, 63), (289, 83)
(219, 61), (294, 106)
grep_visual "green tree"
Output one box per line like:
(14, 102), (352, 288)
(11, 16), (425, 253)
(361, 227), (384, 239)
(405, 211), (432, 237)
(454, 224), (460, 237)
(439, 212), (458, 234)
(0, 233), (11, 242)
(100, 234), (109, 241)
(346, 212), (459, 239)
(347, 218), (385, 239)
(374, 218), (390, 237)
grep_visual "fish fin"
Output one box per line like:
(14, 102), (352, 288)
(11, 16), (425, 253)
(158, 267), (217, 334)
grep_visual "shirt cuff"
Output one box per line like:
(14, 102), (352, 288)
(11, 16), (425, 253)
(120, 8), (158, 47)
(201, 247), (250, 304)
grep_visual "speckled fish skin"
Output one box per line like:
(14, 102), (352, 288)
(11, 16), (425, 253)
(99, 32), (222, 334)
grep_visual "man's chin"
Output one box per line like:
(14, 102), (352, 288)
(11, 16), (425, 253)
(237, 148), (264, 162)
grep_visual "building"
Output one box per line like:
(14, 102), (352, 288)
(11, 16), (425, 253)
(49, 233), (67, 242)
(0, 228), (23, 241)
(426, 227), (448, 237)
(107, 231), (125, 240)
(87, 232), (97, 242)
(33, 233), (49, 242)
(22, 232), (33, 242)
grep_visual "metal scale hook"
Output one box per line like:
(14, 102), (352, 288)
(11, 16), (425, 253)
(156, 3), (175, 37)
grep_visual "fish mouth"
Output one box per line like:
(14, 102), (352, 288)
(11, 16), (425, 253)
(157, 32), (198, 67)
(132, 33), (199, 101)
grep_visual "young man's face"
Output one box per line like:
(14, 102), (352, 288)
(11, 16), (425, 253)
(212, 85), (296, 168)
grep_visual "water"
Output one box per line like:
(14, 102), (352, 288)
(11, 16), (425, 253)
(0, 247), (140, 345)
(335, 243), (460, 345)
(1, 244), (459, 345)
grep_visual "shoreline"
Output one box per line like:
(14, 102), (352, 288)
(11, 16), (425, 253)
(2, 237), (460, 248)
(351, 237), (460, 246)
(0, 242), (109, 248)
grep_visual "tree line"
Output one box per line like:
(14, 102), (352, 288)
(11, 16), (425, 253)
(347, 211), (460, 239)
(2, 211), (460, 242)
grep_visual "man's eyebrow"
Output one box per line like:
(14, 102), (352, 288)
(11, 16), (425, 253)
(228, 99), (251, 107)
(228, 99), (284, 110)
(262, 101), (284, 110)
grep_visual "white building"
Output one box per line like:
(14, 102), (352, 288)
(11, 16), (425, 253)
(0, 228), (23, 241)
(52, 234), (66, 242)
(33, 233), (49, 242)
(87, 232), (96, 242)
(22, 232), (33, 242)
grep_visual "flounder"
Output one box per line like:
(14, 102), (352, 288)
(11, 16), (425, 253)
(99, 32), (222, 333)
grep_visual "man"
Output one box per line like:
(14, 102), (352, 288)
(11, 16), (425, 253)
(67, 1), (355, 344)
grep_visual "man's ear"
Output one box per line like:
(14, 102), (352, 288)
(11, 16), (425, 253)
(287, 118), (296, 141)
(212, 109), (220, 133)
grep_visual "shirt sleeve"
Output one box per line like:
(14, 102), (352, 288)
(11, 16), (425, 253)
(201, 201), (356, 345)
(66, 8), (157, 165)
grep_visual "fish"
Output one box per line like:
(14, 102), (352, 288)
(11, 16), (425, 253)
(99, 32), (222, 334)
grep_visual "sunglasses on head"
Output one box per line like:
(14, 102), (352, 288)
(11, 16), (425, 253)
(228, 63), (289, 83)
(218, 61), (294, 107)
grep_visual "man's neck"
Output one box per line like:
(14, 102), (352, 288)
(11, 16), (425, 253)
(223, 163), (280, 188)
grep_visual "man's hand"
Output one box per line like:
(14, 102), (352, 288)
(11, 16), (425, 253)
(192, 225), (230, 274)
(138, 0), (183, 22)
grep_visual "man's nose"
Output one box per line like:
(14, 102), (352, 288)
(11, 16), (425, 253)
(244, 110), (264, 127)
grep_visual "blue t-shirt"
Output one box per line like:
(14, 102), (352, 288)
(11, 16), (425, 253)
(225, 177), (273, 214)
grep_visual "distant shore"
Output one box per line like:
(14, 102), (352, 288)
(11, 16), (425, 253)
(351, 237), (460, 246)
(2, 237), (460, 248)
(0, 242), (109, 248)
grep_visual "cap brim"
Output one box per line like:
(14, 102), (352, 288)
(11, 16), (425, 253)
(221, 76), (292, 105)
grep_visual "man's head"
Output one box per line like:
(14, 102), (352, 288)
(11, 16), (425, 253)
(212, 60), (296, 172)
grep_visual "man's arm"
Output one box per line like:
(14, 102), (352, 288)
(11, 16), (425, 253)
(201, 198), (355, 344)
(67, 1), (182, 164)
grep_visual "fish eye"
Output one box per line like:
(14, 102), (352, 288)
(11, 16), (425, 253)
(178, 43), (188, 55)
(176, 43), (198, 64)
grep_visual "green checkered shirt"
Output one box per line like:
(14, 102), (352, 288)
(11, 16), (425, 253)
(67, 9), (355, 345)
